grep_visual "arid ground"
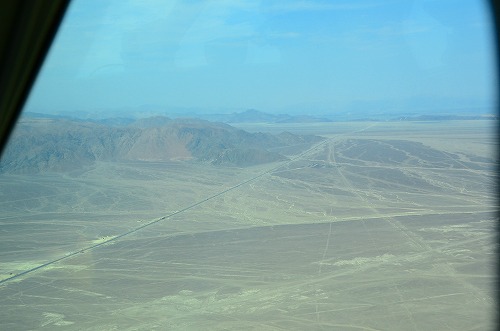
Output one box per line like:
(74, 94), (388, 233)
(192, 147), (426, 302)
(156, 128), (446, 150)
(0, 120), (496, 330)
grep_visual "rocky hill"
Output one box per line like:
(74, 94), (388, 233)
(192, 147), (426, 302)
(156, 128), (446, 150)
(0, 117), (323, 173)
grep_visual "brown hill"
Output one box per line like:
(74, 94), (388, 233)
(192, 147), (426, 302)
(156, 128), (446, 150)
(0, 117), (323, 173)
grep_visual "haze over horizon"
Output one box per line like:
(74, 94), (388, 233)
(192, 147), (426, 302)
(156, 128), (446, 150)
(24, 0), (497, 117)
(1, 2), (497, 329)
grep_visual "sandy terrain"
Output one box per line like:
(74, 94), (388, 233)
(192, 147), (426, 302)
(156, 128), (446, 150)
(0, 120), (496, 330)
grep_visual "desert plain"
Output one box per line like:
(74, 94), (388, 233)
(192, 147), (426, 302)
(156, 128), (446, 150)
(0, 120), (497, 330)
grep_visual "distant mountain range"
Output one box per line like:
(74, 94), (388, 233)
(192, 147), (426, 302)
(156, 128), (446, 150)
(392, 114), (498, 121)
(23, 109), (333, 124)
(23, 108), (497, 125)
(0, 117), (324, 173)
(197, 109), (333, 123)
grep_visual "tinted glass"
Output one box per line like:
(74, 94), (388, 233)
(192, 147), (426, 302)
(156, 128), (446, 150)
(0, 1), (497, 330)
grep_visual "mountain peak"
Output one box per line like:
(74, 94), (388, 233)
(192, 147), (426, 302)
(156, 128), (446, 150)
(1, 117), (324, 173)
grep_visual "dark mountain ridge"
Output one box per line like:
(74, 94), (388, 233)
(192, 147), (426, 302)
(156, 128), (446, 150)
(0, 117), (324, 173)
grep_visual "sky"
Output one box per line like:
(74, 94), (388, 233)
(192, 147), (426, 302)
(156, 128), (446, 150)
(24, 0), (497, 117)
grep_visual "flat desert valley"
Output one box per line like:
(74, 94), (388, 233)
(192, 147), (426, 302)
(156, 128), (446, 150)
(0, 120), (497, 330)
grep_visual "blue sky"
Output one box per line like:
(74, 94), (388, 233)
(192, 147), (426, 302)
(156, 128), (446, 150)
(25, 0), (497, 117)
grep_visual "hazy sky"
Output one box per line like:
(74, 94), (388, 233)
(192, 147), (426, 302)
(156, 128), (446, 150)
(25, 0), (497, 116)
